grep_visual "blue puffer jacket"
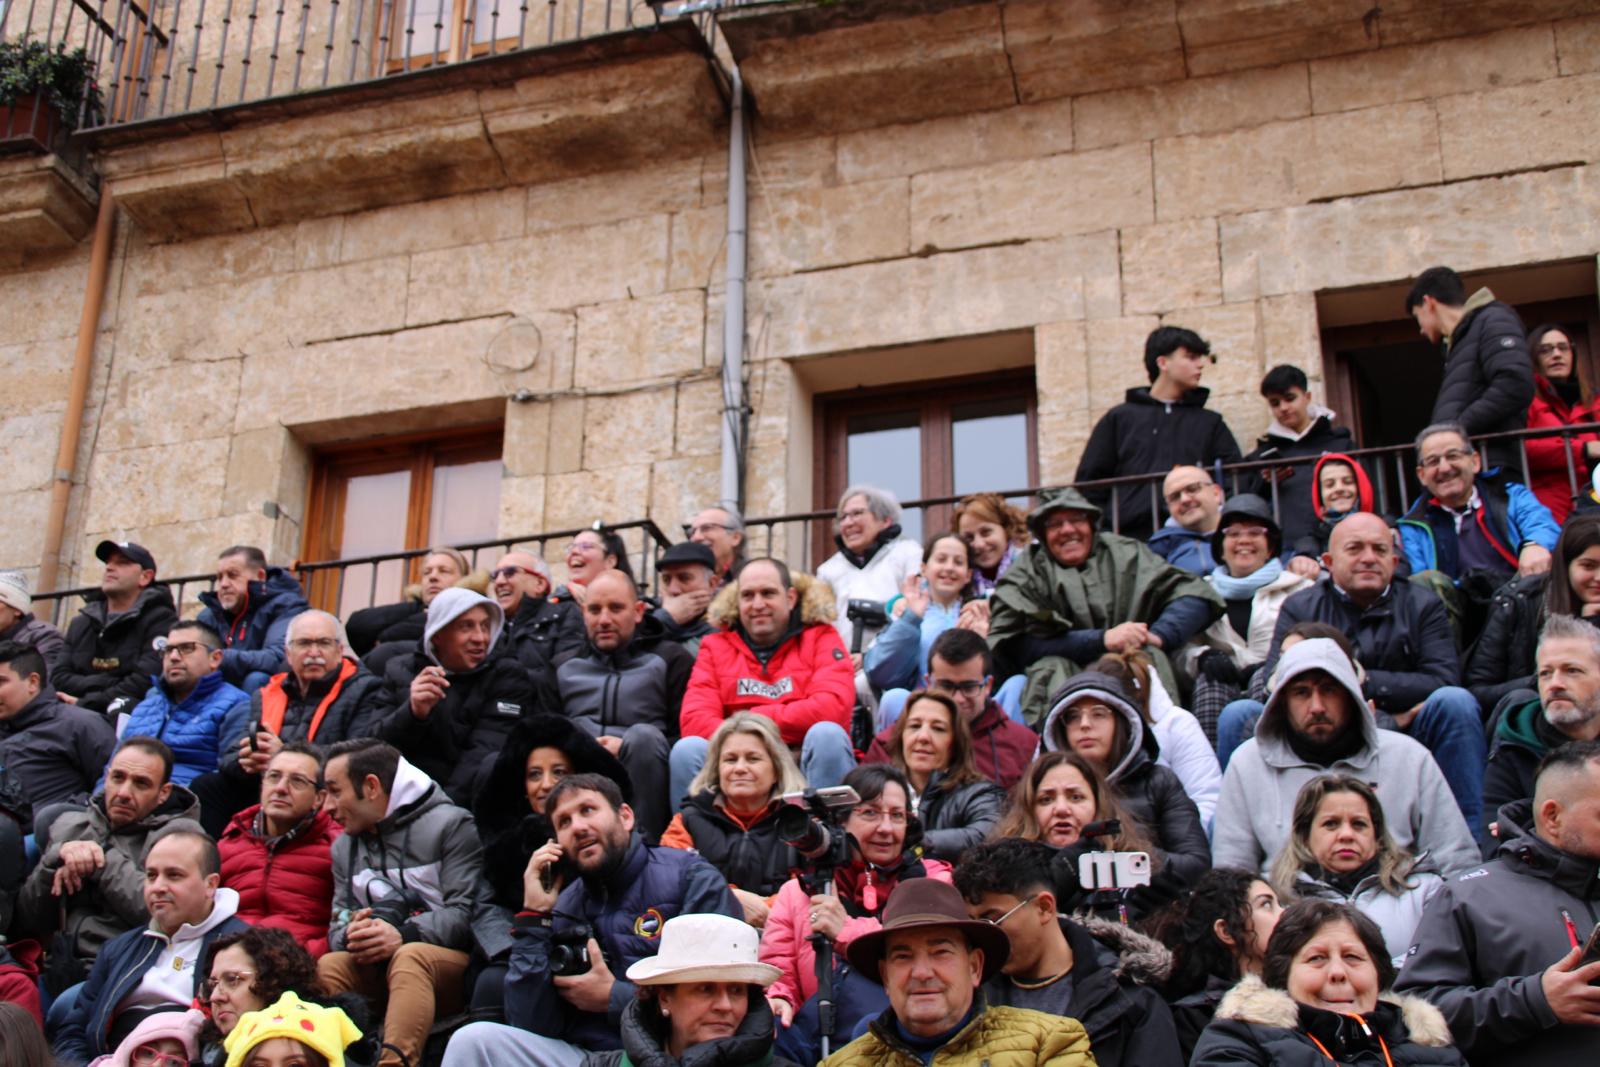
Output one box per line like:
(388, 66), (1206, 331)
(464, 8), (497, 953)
(111, 672), (251, 786)
(1148, 520), (1217, 575)
(197, 567), (309, 685)
(503, 834), (740, 1051)
(1398, 470), (1560, 579)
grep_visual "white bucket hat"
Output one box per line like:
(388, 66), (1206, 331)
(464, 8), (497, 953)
(623, 913), (781, 987)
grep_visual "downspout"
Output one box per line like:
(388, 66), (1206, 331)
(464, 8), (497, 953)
(719, 62), (748, 512)
(38, 189), (116, 593)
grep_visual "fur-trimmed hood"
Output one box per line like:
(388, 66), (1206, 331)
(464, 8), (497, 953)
(706, 570), (837, 630)
(402, 568), (492, 603)
(1075, 913), (1173, 986)
(1216, 974), (1453, 1047)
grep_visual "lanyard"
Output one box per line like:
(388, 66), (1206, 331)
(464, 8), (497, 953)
(1306, 1023), (1394, 1067)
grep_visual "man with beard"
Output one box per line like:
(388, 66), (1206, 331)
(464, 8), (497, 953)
(1483, 614), (1600, 833)
(442, 773), (740, 1067)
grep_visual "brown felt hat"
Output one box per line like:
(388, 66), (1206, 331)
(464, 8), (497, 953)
(845, 878), (1010, 984)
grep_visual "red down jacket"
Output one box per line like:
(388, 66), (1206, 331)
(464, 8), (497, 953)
(218, 804), (340, 956)
(679, 573), (855, 746)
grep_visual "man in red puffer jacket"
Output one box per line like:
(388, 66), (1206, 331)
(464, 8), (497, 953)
(218, 742), (339, 955)
(670, 558), (857, 809)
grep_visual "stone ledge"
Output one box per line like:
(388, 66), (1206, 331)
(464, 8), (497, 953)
(0, 152), (99, 252)
(89, 22), (721, 242)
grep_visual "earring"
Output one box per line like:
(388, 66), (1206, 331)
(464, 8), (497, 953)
(661, 1007), (670, 1018)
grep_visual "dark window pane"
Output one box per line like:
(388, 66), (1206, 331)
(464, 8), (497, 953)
(952, 400), (1029, 499)
(847, 412), (922, 543)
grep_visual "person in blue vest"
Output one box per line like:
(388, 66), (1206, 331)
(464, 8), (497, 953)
(114, 620), (249, 791)
(443, 772), (741, 1067)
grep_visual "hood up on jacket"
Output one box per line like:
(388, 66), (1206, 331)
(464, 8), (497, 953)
(422, 587), (505, 668)
(1040, 670), (1160, 786)
(402, 569), (492, 603)
(1258, 637), (1379, 754)
(1215, 974), (1453, 1047)
(382, 756), (438, 820)
(1026, 486), (1103, 541)
(1491, 798), (1600, 899)
(706, 570), (836, 631)
(473, 712), (632, 838)
(1311, 453), (1375, 521)
(1263, 404), (1340, 444)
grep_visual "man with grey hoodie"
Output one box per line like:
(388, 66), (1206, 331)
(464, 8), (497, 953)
(377, 587), (549, 807)
(1212, 637), (1480, 878)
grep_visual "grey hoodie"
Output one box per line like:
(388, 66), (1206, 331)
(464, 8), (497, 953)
(423, 587), (505, 667)
(1212, 638), (1479, 877)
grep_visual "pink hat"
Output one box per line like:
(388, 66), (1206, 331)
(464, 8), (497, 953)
(106, 1008), (206, 1067)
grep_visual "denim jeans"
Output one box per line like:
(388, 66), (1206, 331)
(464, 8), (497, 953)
(669, 720), (855, 810)
(1215, 687), (1486, 836)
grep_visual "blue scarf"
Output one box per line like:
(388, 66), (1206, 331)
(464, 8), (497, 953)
(1209, 557), (1283, 601)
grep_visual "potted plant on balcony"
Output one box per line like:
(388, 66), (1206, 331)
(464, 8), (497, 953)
(0, 39), (102, 151)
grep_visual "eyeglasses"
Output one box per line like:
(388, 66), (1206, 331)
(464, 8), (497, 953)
(1418, 448), (1474, 470)
(683, 522), (736, 538)
(491, 565), (540, 580)
(262, 769), (319, 792)
(131, 1047), (189, 1067)
(1222, 525), (1270, 540)
(851, 806), (908, 825)
(1063, 705), (1115, 726)
(838, 507), (873, 523)
(1164, 481), (1211, 505)
(928, 677), (989, 695)
(1536, 341), (1573, 356)
(161, 641), (207, 659)
(287, 637), (340, 652)
(201, 969), (257, 998)
(985, 893), (1038, 927)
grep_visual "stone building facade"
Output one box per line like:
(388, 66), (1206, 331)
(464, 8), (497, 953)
(3, 0), (1599, 608)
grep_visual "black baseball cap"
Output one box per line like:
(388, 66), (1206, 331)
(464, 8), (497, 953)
(95, 540), (157, 574)
(657, 542), (717, 570)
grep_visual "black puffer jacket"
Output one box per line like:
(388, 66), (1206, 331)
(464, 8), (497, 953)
(54, 585), (177, 714)
(916, 772), (1007, 862)
(1429, 294), (1535, 478)
(1193, 976), (1463, 1066)
(345, 597), (423, 656)
(677, 792), (796, 898)
(1242, 414), (1357, 549)
(1464, 573), (1546, 712)
(507, 594), (585, 675)
(0, 612), (66, 680)
(220, 661), (389, 774)
(583, 989), (800, 1067)
(988, 916), (1183, 1067)
(549, 613), (694, 741)
(1075, 386), (1242, 540)
(0, 686), (116, 830)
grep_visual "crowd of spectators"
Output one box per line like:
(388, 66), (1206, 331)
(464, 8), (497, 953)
(2, 263), (1599, 1067)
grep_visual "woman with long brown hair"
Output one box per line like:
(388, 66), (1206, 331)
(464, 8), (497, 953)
(873, 689), (1005, 859)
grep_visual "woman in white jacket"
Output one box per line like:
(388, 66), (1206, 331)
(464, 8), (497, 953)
(1269, 773), (1443, 966)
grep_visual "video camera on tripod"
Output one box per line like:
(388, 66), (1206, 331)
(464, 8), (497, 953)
(775, 785), (861, 1058)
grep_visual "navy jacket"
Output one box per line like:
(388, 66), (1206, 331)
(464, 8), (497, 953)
(196, 567), (309, 685)
(503, 835), (739, 1051)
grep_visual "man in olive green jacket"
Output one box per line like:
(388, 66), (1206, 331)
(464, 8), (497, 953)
(821, 879), (1095, 1067)
(988, 486), (1223, 725)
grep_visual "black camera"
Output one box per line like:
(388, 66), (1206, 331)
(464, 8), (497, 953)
(365, 879), (429, 931)
(776, 786), (861, 872)
(845, 599), (889, 655)
(550, 923), (595, 977)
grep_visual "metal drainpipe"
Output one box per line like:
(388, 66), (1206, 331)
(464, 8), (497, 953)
(719, 62), (748, 512)
(38, 189), (117, 594)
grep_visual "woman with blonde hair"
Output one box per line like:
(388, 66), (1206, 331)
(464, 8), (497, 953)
(659, 712), (807, 926)
(1269, 774), (1443, 965)
(953, 492), (1030, 597)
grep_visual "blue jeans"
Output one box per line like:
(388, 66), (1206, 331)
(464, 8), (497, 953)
(876, 675), (1029, 733)
(669, 721), (856, 811)
(1215, 688), (1486, 835)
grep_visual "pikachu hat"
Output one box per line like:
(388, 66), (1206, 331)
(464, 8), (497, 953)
(223, 991), (362, 1067)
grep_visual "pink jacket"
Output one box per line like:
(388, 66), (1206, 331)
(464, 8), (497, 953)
(759, 858), (952, 1008)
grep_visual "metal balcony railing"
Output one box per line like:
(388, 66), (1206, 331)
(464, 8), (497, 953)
(31, 424), (1600, 628)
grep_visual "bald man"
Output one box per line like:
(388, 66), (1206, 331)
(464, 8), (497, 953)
(1149, 465), (1226, 574)
(547, 570), (692, 838)
(494, 549), (584, 674)
(1214, 513), (1487, 837)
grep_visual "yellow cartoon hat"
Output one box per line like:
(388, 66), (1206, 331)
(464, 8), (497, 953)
(222, 992), (362, 1067)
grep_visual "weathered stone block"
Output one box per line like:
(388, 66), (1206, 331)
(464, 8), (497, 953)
(128, 227), (298, 299)
(221, 426), (297, 516)
(1161, 303), (1264, 400)
(0, 253), (99, 345)
(547, 396), (587, 475)
(0, 411), (62, 493)
(0, 339), (73, 416)
(0, 153), (99, 252)
(0, 490), (51, 574)
(1154, 102), (1442, 221)
(1035, 321), (1090, 417)
(406, 215), (670, 323)
(293, 218), (344, 271)
(1074, 63), (1311, 151)
(751, 179), (911, 276)
(1556, 14), (1600, 74)
(649, 454), (721, 532)
(1260, 293), (1324, 379)
(1121, 218), (1223, 314)
(98, 358), (243, 451)
(581, 387), (677, 469)
(1035, 418), (1093, 487)
(1176, 0), (1379, 78)
(100, 133), (256, 241)
(911, 143), (1153, 250)
(525, 157), (707, 234)
(668, 206), (727, 293)
(1437, 73), (1600, 181)
(836, 99), (1075, 183)
(498, 475), (548, 541)
(1085, 315), (1162, 418)
(1309, 24), (1557, 113)
(542, 463), (652, 534)
(674, 376), (726, 459)
(84, 439), (229, 530)
(575, 290), (707, 388)
(1003, 0), (1186, 101)
(504, 401), (552, 480)
(1370, 0), (1596, 48)
(750, 231), (1121, 359)
(339, 188), (526, 263)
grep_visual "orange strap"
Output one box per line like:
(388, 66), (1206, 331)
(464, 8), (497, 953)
(1306, 1018), (1394, 1067)
(258, 659), (356, 742)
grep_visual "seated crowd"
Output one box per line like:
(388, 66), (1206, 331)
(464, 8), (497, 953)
(4, 265), (1600, 1067)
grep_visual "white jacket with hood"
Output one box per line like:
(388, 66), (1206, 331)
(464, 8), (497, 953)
(1212, 638), (1479, 878)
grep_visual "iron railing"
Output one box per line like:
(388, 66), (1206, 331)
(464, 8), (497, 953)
(30, 423), (1600, 627)
(0, 0), (699, 132)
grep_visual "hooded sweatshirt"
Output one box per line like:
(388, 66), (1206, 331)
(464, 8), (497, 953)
(377, 588), (545, 805)
(1290, 452), (1377, 558)
(1212, 638), (1479, 878)
(123, 888), (243, 1012)
(1241, 405), (1357, 548)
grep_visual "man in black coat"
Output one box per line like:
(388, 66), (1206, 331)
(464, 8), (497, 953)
(1075, 325), (1241, 541)
(1242, 363), (1358, 552)
(1407, 265), (1535, 479)
(54, 541), (177, 717)
(955, 838), (1184, 1067)
(493, 549), (583, 675)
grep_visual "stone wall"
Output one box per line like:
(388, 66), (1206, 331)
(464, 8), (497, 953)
(3, 1), (1599, 601)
